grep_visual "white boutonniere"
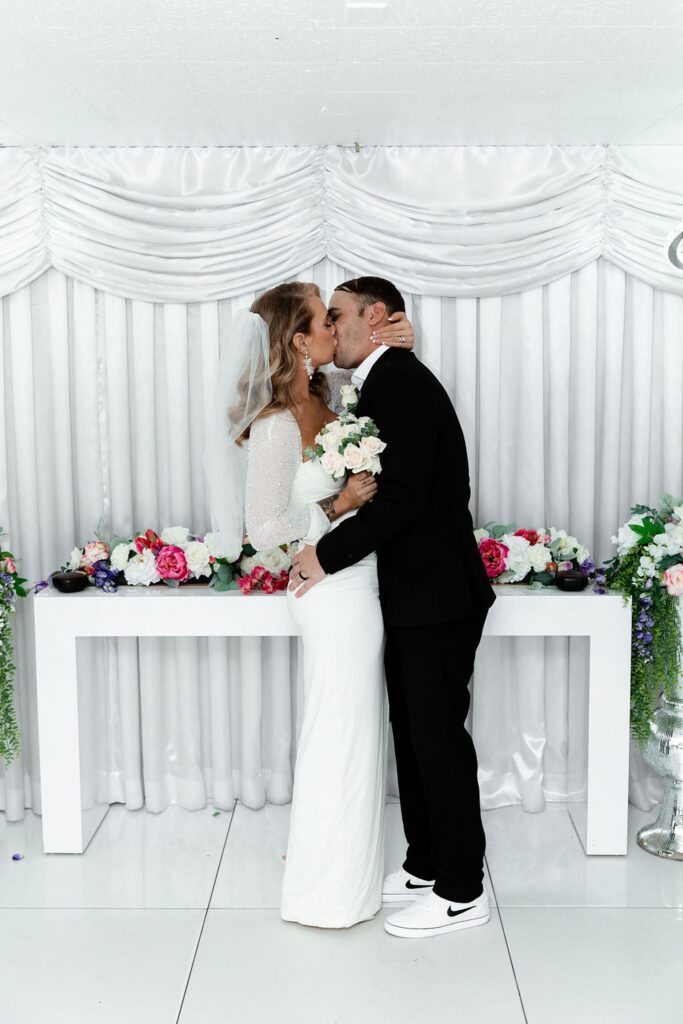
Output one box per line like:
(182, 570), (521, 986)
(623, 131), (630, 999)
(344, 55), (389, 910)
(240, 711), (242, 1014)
(339, 384), (360, 413)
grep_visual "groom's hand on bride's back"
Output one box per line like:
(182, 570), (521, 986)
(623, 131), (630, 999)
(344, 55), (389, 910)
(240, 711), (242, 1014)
(289, 545), (326, 597)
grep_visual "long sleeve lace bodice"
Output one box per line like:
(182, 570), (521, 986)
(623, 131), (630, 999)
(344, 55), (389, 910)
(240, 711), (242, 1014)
(245, 409), (332, 550)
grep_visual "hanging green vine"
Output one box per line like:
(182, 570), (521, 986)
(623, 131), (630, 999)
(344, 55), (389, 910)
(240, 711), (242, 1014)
(593, 497), (683, 746)
(0, 528), (29, 765)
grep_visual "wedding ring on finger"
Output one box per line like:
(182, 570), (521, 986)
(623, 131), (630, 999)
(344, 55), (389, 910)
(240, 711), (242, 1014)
(398, 335), (406, 343)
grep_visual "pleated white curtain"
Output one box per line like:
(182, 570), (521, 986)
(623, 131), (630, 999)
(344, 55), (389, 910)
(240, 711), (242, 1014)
(2, 257), (680, 821)
(3, 145), (683, 301)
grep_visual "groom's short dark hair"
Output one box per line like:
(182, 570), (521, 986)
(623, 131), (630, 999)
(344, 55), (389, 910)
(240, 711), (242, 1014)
(335, 276), (406, 317)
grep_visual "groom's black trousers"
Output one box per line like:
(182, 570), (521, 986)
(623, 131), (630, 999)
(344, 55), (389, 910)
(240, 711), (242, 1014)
(384, 610), (488, 905)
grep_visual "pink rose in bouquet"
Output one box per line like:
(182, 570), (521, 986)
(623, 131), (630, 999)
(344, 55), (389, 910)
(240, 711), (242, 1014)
(156, 545), (189, 581)
(479, 538), (509, 578)
(82, 540), (110, 567)
(663, 563), (683, 596)
(2, 557), (17, 574)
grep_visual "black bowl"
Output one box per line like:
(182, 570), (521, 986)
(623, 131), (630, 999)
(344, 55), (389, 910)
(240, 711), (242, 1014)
(52, 571), (90, 593)
(555, 571), (589, 592)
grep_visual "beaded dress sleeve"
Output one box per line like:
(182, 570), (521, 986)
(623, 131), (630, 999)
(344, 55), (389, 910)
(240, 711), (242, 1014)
(245, 410), (331, 550)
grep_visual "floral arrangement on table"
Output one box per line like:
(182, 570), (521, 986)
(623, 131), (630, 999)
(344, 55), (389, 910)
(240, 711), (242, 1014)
(0, 528), (30, 765)
(304, 384), (386, 479)
(592, 495), (683, 744)
(474, 523), (594, 589)
(48, 526), (292, 595)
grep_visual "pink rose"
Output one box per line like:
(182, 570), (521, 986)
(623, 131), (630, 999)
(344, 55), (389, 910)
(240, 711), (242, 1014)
(479, 538), (509, 579)
(558, 561), (574, 572)
(663, 563), (683, 596)
(2, 557), (16, 574)
(155, 545), (189, 581)
(82, 540), (109, 567)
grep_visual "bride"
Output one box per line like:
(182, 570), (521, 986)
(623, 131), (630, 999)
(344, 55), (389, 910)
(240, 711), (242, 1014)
(205, 281), (413, 928)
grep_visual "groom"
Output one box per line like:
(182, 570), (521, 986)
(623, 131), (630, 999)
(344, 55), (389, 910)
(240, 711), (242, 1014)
(290, 276), (496, 939)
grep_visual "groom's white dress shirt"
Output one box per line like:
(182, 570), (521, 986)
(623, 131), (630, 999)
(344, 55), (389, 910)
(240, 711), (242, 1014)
(350, 343), (389, 390)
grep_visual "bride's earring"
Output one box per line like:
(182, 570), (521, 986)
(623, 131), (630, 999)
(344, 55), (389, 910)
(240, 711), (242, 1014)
(303, 349), (314, 381)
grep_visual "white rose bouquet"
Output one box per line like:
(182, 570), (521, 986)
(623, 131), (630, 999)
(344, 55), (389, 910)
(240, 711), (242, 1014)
(304, 409), (387, 480)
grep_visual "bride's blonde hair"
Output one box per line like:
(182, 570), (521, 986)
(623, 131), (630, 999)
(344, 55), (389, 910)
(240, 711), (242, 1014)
(239, 282), (330, 441)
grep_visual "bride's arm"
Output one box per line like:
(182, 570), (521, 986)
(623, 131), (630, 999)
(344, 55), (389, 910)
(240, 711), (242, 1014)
(245, 413), (331, 550)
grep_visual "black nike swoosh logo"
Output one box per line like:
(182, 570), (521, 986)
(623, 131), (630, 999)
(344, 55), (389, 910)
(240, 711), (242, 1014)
(447, 905), (474, 917)
(405, 880), (432, 889)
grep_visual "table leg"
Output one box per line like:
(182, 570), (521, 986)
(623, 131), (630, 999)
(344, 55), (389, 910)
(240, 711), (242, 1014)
(568, 604), (631, 855)
(35, 628), (109, 853)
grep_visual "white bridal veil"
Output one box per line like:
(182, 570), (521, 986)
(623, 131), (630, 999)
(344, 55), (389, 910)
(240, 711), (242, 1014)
(202, 310), (272, 559)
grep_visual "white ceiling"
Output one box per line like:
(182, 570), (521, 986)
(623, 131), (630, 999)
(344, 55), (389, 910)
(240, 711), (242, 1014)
(2, 0), (683, 146)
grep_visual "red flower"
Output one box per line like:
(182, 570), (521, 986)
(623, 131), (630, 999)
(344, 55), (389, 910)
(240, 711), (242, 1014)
(515, 529), (540, 545)
(479, 538), (509, 578)
(238, 574), (254, 594)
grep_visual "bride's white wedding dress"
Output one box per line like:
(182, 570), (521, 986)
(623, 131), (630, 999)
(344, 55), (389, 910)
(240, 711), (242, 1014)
(245, 407), (388, 929)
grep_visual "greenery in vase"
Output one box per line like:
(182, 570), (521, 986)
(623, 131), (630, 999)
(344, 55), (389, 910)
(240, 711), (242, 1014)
(594, 496), (683, 745)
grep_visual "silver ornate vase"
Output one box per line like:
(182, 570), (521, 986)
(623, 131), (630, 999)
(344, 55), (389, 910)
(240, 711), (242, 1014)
(637, 596), (683, 859)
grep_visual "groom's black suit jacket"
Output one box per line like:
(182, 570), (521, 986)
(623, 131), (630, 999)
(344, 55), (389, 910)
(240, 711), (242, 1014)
(316, 347), (496, 627)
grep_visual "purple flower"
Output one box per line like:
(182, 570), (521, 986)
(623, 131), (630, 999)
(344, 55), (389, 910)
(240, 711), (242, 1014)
(33, 580), (49, 594)
(579, 558), (596, 576)
(92, 560), (119, 594)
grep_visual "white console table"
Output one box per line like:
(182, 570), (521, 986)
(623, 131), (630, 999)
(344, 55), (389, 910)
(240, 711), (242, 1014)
(33, 586), (631, 856)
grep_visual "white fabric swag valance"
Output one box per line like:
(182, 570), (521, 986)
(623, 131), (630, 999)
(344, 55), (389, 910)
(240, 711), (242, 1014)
(1, 144), (683, 302)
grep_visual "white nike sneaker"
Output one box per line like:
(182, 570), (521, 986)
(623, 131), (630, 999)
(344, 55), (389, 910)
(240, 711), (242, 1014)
(384, 889), (490, 938)
(382, 867), (435, 903)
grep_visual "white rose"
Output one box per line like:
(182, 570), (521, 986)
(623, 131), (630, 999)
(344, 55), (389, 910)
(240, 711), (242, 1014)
(357, 416), (372, 429)
(359, 435), (386, 456)
(343, 444), (365, 471)
(321, 450), (346, 479)
(160, 526), (191, 548)
(473, 528), (490, 545)
(259, 546), (292, 573)
(575, 545), (591, 565)
(110, 542), (133, 571)
(320, 431), (341, 453)
(611, 515), (645, 556)
(673, 504), (683, 523)
(501, 534), (532, 582)
(202, 531), (239, 561)
(184, 540), (212, 579)
(367, 455), (382, 475)
(651, 524), (683, 559)
(67, 546), (82, 571)
(239, 554), (258, 574)
(123, 547), (161, 586)
(340, 385), (358, 408)
(342, 423), (361, 438)
(557, 535), (579, 556)
(528, 544), (552, 573)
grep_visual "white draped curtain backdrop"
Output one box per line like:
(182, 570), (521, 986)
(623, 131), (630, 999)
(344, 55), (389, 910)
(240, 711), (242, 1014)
(1, 144), (682, 822)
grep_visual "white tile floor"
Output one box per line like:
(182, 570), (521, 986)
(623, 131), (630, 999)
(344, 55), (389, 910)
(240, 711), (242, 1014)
(1, 798), (682, 1024)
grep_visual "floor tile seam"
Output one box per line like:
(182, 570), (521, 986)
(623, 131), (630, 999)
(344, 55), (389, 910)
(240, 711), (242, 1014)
(174, 803), (238, 1024)
(485, 856), (530, 1024)
(496, 904), (683, 911)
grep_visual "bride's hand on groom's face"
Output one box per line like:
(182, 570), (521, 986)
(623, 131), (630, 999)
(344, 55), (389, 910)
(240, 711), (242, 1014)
(370, 311), (415, 350)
